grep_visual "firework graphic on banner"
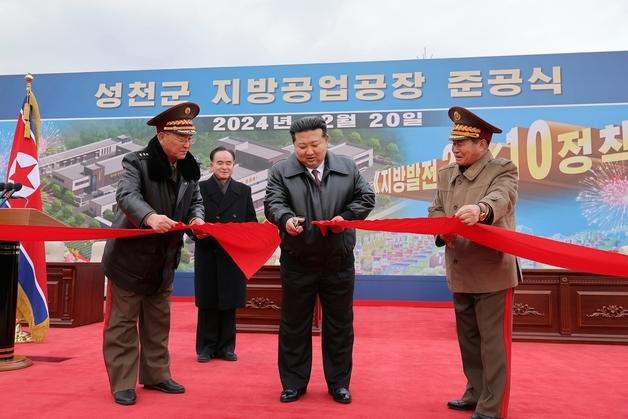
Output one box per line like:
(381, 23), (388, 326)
(39, 121), (63, 156)
(0, 127), (12, 176)
(576, 163), (628, 232)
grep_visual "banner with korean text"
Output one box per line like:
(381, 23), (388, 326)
(0, 51), (626, 280)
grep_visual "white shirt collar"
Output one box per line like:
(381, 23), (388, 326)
(307, 162), (324, 177)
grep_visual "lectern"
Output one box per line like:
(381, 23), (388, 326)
(0, 208), (64, 371)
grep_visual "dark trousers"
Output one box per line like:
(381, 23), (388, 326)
(103, 281), (172, 393)
(278, 257), (355, 391)
(196, 308), (236, 357)
(453, 288), (513, 418)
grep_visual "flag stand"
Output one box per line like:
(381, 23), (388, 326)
(0, 239), (33, 371)
(0, 209), (65, 371)
(0, 73), (51, 371)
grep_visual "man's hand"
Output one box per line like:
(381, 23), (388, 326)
(189, 217), (209, 239)
(329, 215), (345, 233)
(145, 213), (177, 233)
(454, 204), (481, 226)
(285, 216), (305, 236)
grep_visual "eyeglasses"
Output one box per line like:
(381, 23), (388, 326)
(168, 132), (196, 145)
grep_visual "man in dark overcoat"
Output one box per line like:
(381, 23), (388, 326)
(102, 102), (205, 405)
(194, 146), (257, 362)
(264, 116), (375, 404)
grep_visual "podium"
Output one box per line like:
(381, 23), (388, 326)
(0, 208), (64, 371)
(236, 265), (322, 335)
(47, 262), (104, 327)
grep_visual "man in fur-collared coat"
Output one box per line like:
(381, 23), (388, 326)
(102, 102), (205, 406)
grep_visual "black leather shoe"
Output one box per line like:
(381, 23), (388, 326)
(217, 351), (238, 361)
(280, 388), (306, 403)
(329, 387), (352, 404)
(113, 389), (136, 405)
(197, 353), (211, 363)
(471, 413), (497, 419)
(143, 378), (185, 394)
(447, 399), (477, 410)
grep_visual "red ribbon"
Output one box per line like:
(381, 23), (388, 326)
(1, 217), (626, 278)
(0, 222), (280, 279)
(314, 217), (628, 278)
(192, 222), (280, 279)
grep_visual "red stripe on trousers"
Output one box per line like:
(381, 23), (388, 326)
(500, 288), (514, 418)
(103, 280), (113, 330)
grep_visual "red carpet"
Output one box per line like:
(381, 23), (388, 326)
(1, 303), (626, 418)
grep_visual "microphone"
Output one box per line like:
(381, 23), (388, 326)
(9, 183), (23, 196)
(0, 182), (5, 192)
(1, 182), (15, 195)
(0, 182), (23, 207)
(0, 183), (13, 207)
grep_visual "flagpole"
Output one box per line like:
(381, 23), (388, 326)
(23, 73), (35, 141)
(14, 73), (36, 344)
(25, 73), (33, 89)
(0, 74), (35, 371)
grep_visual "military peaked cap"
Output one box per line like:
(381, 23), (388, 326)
(147, 101), (200, 135)
(448, 106), (502, 143)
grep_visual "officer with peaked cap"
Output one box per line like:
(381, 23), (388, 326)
(428, 106), (520, 419)
(102, 102), (206, 405)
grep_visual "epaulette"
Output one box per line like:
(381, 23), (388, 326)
(438, 161), (457, 172)
(137, 151), (149, 160)
(493, 157), (512, 166)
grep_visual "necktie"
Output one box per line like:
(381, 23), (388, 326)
(171, 164), (178, 182)
(312, 169), (321, 186)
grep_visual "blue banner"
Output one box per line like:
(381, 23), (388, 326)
(1, 51), (626, 120)
(0, 50), (626, 276)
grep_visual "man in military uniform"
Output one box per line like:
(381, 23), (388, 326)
(428, 107), (520, 419)
(102, 102), (205, 405)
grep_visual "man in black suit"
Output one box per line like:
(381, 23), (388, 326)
(264, 116), (375, 404)
(194, 146), (257, 362)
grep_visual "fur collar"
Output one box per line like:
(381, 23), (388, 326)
(146, 136), (200, 182)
